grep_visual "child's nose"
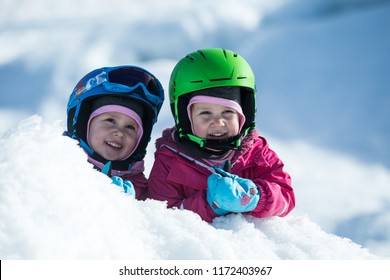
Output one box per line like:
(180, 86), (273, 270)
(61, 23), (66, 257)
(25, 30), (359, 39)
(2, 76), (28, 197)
(113, 127), (125, 137)
(212, 116), (225, 126)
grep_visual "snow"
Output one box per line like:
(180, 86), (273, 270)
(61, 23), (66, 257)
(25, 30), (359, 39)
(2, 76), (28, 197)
(1, 0), (390, 260)
(0, 116), (378, 260)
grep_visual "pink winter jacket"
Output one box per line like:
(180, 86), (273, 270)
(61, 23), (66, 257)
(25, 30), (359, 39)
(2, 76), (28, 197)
(147, 127), (295, 222)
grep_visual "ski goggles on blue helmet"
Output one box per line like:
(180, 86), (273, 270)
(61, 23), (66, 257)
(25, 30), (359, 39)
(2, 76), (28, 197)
(67, 65), (164, 131)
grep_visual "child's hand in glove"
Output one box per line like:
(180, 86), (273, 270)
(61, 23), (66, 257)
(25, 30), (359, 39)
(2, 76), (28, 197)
(101, 161), (136, 198)
(207, 166), (260, 214)
(111, 176), (136, 198)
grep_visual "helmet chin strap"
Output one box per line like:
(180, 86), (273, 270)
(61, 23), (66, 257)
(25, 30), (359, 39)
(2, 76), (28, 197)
(176, 130), (244, 158)
(202, 134), (243, 151)
(78, 137), (94, 156)
(176, 122), (255, 158)
(101, 161), (112, 175)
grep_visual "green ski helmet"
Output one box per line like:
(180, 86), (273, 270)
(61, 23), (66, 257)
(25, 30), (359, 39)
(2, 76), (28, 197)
(169, 48), (257, 156)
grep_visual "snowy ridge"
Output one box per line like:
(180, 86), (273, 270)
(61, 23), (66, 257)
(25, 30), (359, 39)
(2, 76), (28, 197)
(0, 117), (378, 259)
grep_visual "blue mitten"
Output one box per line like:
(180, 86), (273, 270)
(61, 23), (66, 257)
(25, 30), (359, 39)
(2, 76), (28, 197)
(207, 167), (260, 213)
(111, 176), (136, 198)
(102, 162), (136, 197)
(207, 183), (230, 216)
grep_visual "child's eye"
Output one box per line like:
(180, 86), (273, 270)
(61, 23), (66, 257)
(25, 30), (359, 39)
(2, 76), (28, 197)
(224, 109), (235, 114)
(126, 125), (136, 131)
(199, 111), (212, 116)
(198, 112), (213, 120)
(105, 118), (116, 123)
(222, 110), (236, 118)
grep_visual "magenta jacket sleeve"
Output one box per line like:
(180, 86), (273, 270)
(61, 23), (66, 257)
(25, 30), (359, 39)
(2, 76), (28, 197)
(232, 135), (295, 218)
(147, 149), (219, 222)
(122, 172), (148, 201)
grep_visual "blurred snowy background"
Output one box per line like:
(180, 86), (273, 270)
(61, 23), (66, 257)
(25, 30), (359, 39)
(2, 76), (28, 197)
(0, 0), (389, 259)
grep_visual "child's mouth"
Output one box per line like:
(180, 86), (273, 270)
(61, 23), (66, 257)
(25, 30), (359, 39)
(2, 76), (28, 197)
(106, 141), (122, 149)
(207, 132), (227, 139)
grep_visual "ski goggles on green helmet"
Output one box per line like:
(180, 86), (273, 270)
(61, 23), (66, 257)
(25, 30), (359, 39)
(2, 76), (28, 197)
(68, 65), (164, 122)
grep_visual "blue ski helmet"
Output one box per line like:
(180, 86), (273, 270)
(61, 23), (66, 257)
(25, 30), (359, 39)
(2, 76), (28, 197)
(66, 65), (164, 167)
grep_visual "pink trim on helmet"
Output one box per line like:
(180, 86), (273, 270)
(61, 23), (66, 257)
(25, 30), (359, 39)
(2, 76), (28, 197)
(187, 95), (246, 133)
(87, 105), (144, 160)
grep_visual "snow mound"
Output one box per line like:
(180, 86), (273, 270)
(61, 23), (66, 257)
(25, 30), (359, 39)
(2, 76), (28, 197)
(0, 116), (377, 259)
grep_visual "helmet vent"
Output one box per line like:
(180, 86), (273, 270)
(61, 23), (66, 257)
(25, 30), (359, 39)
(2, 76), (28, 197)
(198, 51), (207, 59)
(222, 49), (227, 58)
(210, 78), (230, 82)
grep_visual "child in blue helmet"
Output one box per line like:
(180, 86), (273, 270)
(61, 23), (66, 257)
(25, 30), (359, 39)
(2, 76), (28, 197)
(65, 65), (164, 200)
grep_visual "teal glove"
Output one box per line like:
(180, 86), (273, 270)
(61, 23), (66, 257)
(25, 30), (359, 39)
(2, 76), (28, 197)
(111, 176), (136, 197)
(101, 161), (136, 198)
(207, 166), (260, 214)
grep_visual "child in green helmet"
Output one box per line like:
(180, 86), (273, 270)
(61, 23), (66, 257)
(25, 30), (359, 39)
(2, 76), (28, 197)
(148, 48), (295, 222)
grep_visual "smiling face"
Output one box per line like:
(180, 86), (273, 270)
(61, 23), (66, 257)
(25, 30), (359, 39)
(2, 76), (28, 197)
(88, 111), (139, 161)
(190, 102), (240, 140)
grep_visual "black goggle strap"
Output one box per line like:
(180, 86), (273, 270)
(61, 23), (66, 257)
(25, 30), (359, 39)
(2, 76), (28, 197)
(72, 103), (83, 127)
